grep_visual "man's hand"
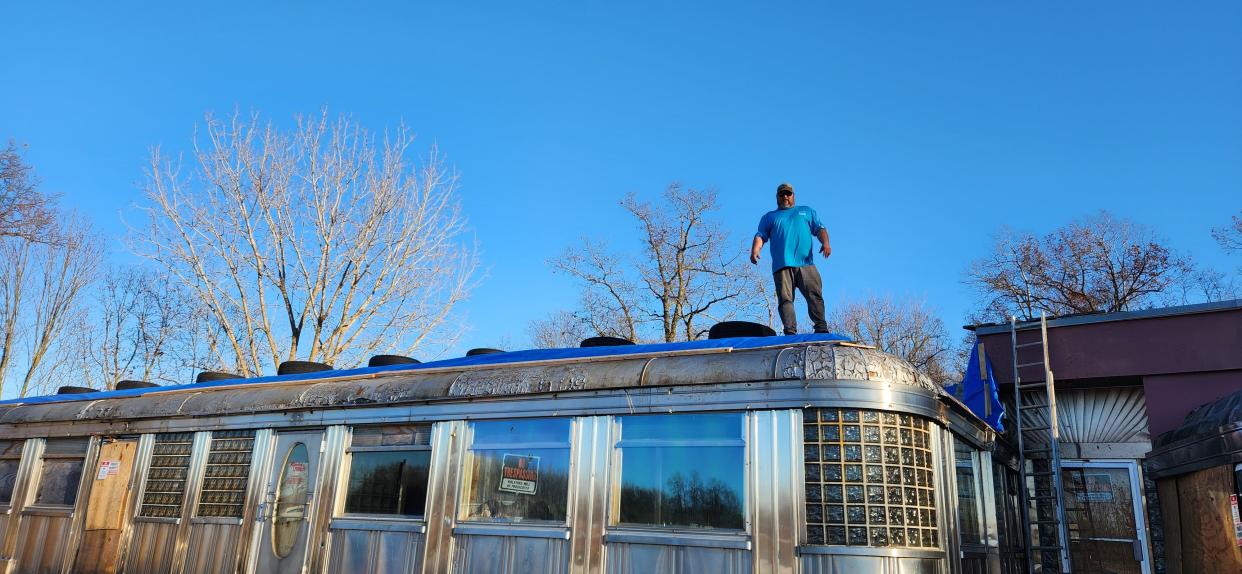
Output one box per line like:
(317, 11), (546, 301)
(820, 244), (832, 258)
(750, 236), (764, 265)
(750, 250), (761, 264)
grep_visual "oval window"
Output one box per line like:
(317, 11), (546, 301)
(272, 442), (309, 558)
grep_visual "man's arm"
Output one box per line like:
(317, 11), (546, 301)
(750, 236), (765, 264)
(817, 227), (831, 258)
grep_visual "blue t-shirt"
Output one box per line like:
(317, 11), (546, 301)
(755, 205), (825, 272)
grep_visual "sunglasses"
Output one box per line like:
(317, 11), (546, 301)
(778, 191), (793, 197)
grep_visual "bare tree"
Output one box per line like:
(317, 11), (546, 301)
(0, 141), (56, 242)
(1213, 211), (1242, 255)
(0, 214), (102, 397)
(551, 184), (765, 343)
(966, 211), (1192, 322)
(527, 310), (590, 349)
(826, 295), (956, 385)
(134, 111), (477, 375)
(74, 267), (198, 388)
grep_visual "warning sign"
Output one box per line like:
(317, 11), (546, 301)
(95, 459), (121, 480)
(1230, 494), (1242, 547)
(499, 454), (540, 495)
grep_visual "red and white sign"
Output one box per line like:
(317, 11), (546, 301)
(1230, 494), (1242, 547)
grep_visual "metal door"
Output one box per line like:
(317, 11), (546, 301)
(253, 431), (323, 574)
(1060, 460), (1152, 574)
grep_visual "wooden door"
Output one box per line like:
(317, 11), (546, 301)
(74, 439), (138, 574)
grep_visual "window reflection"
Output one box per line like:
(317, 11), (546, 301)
(461, 419), (571, 523)
(615, 413), (746, 530)
(344, 425), (432, 517)
(955, 443), (982, 544)
(345, 451), (430, 516)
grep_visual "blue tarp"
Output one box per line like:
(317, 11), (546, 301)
(0, 333), (850, 406)
(944, 338), (1005, 431)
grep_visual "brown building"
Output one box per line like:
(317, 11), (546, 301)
(969, 299), (1242, 574)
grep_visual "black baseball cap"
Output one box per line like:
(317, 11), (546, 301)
(776, 183), (794, 194)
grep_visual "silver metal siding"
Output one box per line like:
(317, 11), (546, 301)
(568, 416), (610, 574)
(420, 421), (465, 574)
(749, 409), (798, 574)
(0, 438), (39, 564)
(604, 542), (751, 574)
(453, 533), (569, 574)
(123, 521), (179, 574)
(238, 428), (275, 574)
(305, 425), (348, 574)
(798, 553), (942, 573)
(12, 513), (72, 574)
(183, 521), (243, 574)
(326, 525), (425, 574)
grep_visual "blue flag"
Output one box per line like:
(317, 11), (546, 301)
(944, 339), (1005, 432)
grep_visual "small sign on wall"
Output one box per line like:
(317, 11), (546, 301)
(499, 454), (540, 495)
(1230, 494), (1242, 547)
(95, 459), (121, 480)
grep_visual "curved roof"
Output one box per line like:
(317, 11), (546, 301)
(1147, 388), (1242, 478)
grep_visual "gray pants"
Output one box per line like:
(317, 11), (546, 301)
(774, 265), (827, 335)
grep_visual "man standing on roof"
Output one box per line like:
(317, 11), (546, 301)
(750, 182), (832, 335)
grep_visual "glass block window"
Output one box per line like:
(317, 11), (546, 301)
(343, 425), (433, 516)
(140, 433), (194, 518)
(0, 440), (24, 505)
(803, 408), (939, 548)
(196, 430), (255, 518)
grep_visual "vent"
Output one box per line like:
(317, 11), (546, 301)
(368, 354), (421, 367)
(708, 321), (776, 339)
(466, 348), (504, 357)
(276, 361), (333, 375)
(580, 336), (635, 348)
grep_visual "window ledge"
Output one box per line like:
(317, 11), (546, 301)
(605, 529), (751, 550)
(331, 517), (426, 533)
(454, 524), (569, 539)
(797, 545), (945, 559)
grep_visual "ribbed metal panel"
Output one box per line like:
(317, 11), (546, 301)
(12, 513), (70, 574)
(454, 534), (569, 574)
(604, 543), (751, 574)
(798, 554), (942, 573)
(183, 521), (242, 574)
(750, 410), (798, 574)
(568, 416), (611, 574)
(1019, 387), (1149, 445)
(123, 521), (179, 574)
(326, 527), (425, 574)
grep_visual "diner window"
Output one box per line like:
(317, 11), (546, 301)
(955, 443), (983, 545)
(0, 440), (23, 505)
(614, 413), (746, 530)
(460, 418), (571, 523)
(140, 433), (194, 518)
(803, 408), (939, 548)
(343, 425), (432, 517)
(35, 438), (89, 506)
(196, 430), (255, 518)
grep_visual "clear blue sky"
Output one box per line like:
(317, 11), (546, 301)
(2, 2), (1239, 359)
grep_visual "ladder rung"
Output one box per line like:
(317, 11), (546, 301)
(1022, 425), (1052, 432)
(1030, 545), (1065, 551)
(1018, 382), (1047, 390)
(1030, 495), (1061, 501)
(1017, 361), (1045, 368)
(1018, 404), (1048, 411)
(1030, 517), (1063, 524)
(1015, 341), (1044, 349)
(1029, 471), (1056, 477)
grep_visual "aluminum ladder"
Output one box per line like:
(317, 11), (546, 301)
(1010, 312), (1072, 573)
